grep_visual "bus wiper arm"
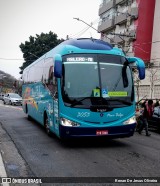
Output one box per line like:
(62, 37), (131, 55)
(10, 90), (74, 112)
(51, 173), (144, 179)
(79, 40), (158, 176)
(70, 97), (90, 107)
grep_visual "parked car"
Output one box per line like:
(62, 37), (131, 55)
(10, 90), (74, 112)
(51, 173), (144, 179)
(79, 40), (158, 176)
(148, 106), (160, 132)
(0, 93), (4, 100)
(3, 93), (22, 105)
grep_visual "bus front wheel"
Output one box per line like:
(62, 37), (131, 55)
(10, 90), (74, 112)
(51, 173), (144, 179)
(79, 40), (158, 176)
(44, 114), (51, 136)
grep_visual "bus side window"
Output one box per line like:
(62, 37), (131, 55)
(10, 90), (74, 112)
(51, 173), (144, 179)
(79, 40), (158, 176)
(46, 66), (54, 93)
(46, 66), (58, 98)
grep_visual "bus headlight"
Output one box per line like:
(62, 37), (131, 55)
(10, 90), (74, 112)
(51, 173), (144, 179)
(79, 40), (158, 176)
(123, 116), (136, 125)
(60, 118), (80, 127)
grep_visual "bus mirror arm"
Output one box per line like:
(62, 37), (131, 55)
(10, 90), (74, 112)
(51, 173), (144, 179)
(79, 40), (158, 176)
(127, 57), (145, 80)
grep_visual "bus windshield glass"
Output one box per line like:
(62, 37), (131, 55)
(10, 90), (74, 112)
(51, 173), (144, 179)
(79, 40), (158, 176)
(61, 54), (133, 108)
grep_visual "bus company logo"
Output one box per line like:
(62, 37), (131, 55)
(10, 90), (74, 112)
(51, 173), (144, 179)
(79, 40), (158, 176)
(97, 108), (106, 112)
(107, 113), (124, 118)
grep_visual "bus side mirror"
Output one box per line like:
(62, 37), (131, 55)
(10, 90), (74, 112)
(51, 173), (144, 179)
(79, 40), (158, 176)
(127, 57), (145, 80)
(54, 54), (62, 78)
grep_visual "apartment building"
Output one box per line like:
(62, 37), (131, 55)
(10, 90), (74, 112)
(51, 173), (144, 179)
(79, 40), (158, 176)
(98, 0), (160, 99)
(151, 0), (160, 67)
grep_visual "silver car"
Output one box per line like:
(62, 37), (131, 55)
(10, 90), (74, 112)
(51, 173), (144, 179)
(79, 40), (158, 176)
(3, 93), (22, 105)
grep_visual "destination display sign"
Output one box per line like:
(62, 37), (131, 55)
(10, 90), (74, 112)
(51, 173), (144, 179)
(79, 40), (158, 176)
(63, 54), (126, 64)
(66, 57), (94, 62)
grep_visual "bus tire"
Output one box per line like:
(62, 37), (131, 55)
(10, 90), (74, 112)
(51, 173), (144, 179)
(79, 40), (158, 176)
(26, 104), (32, 120)
(44, 113), (51, 136)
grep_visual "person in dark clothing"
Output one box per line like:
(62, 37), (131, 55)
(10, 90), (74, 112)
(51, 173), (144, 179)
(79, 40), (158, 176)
(138, 99), (154, 136)
(154, 99), (159, 107)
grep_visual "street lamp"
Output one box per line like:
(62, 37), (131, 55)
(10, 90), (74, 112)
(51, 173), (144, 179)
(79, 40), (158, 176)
(73, 17), (100, 33)
(73, 17), (114, 43)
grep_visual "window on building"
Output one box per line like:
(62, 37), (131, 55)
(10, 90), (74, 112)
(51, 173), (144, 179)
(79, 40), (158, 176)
(154, 85), (160, 99)
(135, 85), (150, 98)
(101, 8), (115, 22)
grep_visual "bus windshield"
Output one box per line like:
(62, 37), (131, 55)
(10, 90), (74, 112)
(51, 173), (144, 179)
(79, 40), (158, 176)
(61, 54), (133, 108)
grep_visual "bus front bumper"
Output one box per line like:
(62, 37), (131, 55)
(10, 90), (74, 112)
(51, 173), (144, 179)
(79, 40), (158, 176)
(59, 124), (136, 139)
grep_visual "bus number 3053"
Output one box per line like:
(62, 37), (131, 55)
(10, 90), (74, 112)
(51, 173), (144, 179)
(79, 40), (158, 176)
(77, 112), (90, 118)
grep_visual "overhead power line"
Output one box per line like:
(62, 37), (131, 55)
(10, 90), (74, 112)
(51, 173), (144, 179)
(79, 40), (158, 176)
(70, 18), (100, 39)
(73, 17), (116, 44)
(70, 25), (91, 38)
(0, 57), (24, 61)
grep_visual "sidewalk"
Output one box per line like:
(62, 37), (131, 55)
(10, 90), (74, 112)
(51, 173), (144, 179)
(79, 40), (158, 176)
(0, 152), (9, 186)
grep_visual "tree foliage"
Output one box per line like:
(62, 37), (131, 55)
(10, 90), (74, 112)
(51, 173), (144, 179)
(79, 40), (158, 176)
(19, 31), (64, 74)
(0, 70), (17, 91)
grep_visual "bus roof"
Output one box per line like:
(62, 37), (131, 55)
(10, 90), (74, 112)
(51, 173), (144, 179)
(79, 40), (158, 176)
(46, 38), (125, 58)
(23, 38), (125, 72)
(61, 38), (113, 50)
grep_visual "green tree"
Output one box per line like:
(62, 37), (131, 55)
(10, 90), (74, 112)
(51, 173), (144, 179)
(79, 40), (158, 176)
(19, 31), (64, 74)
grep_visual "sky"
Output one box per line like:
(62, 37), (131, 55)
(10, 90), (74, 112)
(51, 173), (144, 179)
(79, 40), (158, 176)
(0, 0), (101, 79)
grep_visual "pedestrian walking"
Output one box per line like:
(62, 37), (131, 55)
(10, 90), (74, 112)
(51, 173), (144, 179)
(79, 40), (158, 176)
(138, 99), (154, 136)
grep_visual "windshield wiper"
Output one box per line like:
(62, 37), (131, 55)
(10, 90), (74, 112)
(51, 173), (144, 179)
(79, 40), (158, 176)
(70, 97), (90, 107)
(109, 99), (132, 106)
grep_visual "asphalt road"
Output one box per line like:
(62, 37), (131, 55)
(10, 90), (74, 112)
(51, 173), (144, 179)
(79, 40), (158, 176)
(0, 100), (160, 186)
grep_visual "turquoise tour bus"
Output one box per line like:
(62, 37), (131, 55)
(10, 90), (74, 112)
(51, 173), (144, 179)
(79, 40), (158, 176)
(22, 38), (145, 139)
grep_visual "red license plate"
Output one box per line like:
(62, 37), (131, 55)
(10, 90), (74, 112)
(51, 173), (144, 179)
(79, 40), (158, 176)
(96, 130), (108, 135)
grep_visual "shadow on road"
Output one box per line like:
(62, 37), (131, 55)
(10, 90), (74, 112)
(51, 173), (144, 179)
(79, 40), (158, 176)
(60, 137), (130, 149)
(24, 116), (132, 149)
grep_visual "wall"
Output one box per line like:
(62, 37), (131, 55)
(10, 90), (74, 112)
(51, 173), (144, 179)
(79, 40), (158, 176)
(151, 0), (160, 66)
(133, 0), (156, 62)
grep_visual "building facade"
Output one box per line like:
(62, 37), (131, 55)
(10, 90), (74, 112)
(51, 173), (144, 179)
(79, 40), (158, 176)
(98, 0), (160, 100)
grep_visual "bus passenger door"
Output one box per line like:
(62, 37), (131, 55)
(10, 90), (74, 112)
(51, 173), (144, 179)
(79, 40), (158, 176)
(52, 78), (60, 136)
(53, 98), (59, 136)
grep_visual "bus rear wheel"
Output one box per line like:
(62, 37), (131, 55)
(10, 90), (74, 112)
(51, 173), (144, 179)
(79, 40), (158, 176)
(44, 114), (51, 136)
